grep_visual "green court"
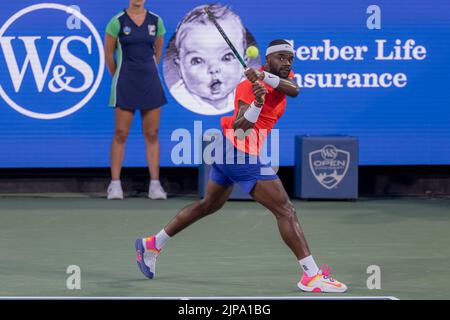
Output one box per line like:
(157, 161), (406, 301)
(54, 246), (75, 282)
(0, 195), (449, 299)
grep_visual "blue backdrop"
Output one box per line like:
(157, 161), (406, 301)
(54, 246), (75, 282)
(0, 0), (449, 167)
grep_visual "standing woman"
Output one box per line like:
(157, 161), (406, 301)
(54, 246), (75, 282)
(105, 0), (168, 200)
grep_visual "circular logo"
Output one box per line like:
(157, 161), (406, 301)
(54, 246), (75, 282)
(123, 26), (131, 35)
(0, 3), (105, 120)
(321, 145), (338, 160)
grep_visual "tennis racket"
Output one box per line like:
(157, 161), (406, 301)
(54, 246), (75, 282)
(204, 7), (248, 69)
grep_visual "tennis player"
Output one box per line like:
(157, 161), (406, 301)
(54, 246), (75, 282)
(135, 40), (348, 293)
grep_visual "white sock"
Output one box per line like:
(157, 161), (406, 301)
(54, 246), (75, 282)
(155, 229), (171, 250)
(110, 180), (121, 186)
(150, 180), (161, 187)
(299, 255), (319, 277)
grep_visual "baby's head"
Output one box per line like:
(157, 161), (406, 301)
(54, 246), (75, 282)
(174, 4), (247, 104)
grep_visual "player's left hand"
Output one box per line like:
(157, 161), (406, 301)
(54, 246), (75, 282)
(252, 81), (268, 105)
(245, 68), (264, 83)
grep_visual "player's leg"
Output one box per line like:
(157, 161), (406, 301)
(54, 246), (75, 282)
(108, 107), (135, 199)
(164, 180), (233, 236)
(250, 178), (311, 260)
(135, 180), (233, 279)
(250, 178), (347, 293)
(141, 108), (166, 199)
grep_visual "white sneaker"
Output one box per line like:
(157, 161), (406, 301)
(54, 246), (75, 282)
(135, 236), (160, 279)
(297, 264), (348, 293)
(107, 181), (123, 200)
(148, 181), (167, 200)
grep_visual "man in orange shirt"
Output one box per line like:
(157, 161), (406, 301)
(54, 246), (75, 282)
(135, 40), (348, 293)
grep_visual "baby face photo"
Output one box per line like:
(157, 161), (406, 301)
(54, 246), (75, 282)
(177, 20), (243, 104)
(163, 4), (261, 115)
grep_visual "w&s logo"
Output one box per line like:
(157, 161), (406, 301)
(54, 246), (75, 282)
(309, 145), (350, 189)
(0, 4), (105, 120)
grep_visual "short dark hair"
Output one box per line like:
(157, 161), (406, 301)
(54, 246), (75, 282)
(268, 39), (291, 47)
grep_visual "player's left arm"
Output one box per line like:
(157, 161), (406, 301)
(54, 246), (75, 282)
(154, 16), (166, 64)
(154, 36), (164, 64)
(232, 82), (268, 140)
(274, 77), (300, 97)
(245, 69), (299, 97)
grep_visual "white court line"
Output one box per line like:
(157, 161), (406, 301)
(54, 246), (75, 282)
(0, 296), (399, 300)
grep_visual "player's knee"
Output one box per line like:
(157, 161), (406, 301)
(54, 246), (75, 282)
(199, 198), (223, 216)
(276, 200), (296, 220)
(114, 128), (129, 144)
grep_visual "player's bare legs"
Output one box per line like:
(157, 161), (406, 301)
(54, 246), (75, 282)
(250, 178), (311, 260)
(141, 108), (167, 199)
(108, 107), (134, 199)
(164, 180), (233, 236)
(135, 180), (233, 279)
(251, 178), (347, 292)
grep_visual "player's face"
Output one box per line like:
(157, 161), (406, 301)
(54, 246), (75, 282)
(267, 52), (294, 79)
(176, 21), (245, 102)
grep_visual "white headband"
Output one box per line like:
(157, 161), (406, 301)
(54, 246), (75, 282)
(266, 44), (295, 56)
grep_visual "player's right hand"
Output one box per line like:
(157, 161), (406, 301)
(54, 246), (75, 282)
(252, 82), (268, 105)
(245, 68), (264, 83)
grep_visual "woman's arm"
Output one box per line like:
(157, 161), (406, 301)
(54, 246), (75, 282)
(104, 33), (117, 76)
(154, 35), (164, 65)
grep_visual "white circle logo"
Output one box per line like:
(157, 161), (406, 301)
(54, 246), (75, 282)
(0, 3), (105, 120)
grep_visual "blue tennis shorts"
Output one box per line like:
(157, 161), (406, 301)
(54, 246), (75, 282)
(208, 135), (278, 194)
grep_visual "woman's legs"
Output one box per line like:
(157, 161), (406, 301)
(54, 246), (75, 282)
(141, 107), (166, 199)
(110, 107), (135, 181)
(141, 107), (161, 180)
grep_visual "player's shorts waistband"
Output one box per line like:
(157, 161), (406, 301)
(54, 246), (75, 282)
(206, 131), (269, 166)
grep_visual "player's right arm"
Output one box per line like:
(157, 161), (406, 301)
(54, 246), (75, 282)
(245, 68), (299, 97)
(105, 34), (117, 76)
(105, 16), (120, 76)
(232, 82), (268, 138)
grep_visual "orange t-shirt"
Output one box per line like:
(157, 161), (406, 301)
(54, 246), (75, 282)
(221, 67), (294, 155)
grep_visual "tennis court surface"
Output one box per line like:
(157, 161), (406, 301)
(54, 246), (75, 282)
(0, 195), (449, 300)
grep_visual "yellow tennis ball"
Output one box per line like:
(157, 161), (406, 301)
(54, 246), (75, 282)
(246, 46), (259, 58)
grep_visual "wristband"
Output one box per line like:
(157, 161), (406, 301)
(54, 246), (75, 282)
(243, 101), (263, 123)
(262, 71), (280, 88)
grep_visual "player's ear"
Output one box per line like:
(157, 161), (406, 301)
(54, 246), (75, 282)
(265, 55), (274, 67)
(263, 56), (269, 68)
